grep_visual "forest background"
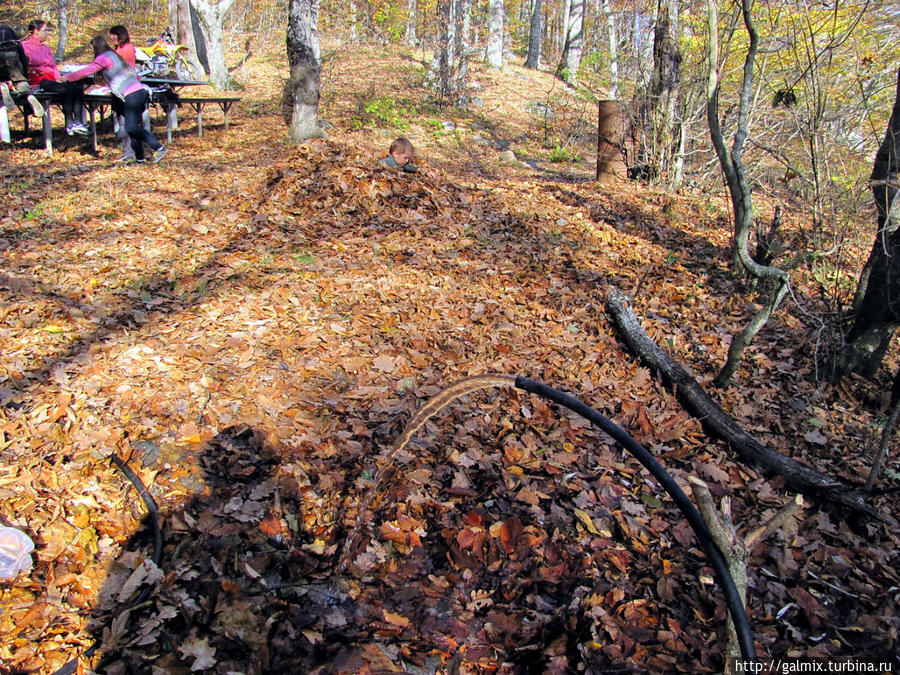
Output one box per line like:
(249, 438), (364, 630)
(0, 0), (899, 672)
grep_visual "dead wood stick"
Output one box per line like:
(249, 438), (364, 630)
(690, 479), (806, 666)
(689, 476), (748, 664)
(604, 285), (881, 519)
(743, 494), (804, 549)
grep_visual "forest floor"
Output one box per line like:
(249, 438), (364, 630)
(0, 33), (898, 675)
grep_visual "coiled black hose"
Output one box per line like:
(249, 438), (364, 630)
(515, 376), (757, 662)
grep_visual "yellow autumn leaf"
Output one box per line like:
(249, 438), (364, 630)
(383, 610), (410, 628)
(573, 508), (600, 535)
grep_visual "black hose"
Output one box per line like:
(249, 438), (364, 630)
(53, 454), (164, 675)
(514, 376), (757, 662)
(108, 455), (163, 569)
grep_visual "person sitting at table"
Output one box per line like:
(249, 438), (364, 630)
(62, 36), (168, 164)
(107, 24), (137, 161)
(21, 19), (87, 135)
(0, 24), (44, 117)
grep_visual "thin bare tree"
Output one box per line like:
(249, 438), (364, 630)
(706, 0), (791, 387)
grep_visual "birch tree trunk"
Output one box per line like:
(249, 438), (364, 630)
(524, 0), (543, 69)
(427, 0), (454, 102)
(559, 0), (571, 52)
(454, 0), (470, 102)
(190, 0), (235, 89)
(486, 0), (504, 69)
(603, 0), (618, 98)
(286, 0), (323, 142)
(405, 0), (416, 45)
(461, 0), (472, 48)
(54, 0), (68, 61)
(556, 0), (584, 85)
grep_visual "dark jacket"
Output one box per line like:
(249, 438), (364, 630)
(0, 25), (28, 84)
(378, 155), (417, 172)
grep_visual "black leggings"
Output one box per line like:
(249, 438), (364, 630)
(36, 79), (84, 124)
(122, 88), (162, 160)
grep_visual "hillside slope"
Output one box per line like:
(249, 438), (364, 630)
(0, 35), (897, 674)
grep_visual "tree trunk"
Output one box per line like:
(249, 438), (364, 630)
(486, 0), (504, 69)
(602, 0), (618, 99)
(461, 0), (472, 48)
(426, 0), (468, 107)
(54, 0), (68, 62)
(596, 100), (628, 183)
(555, 0), (584, 86)
(170, 0), (207, 75)
(604, 286), (878, 518)
(706, 0), (791, 387)
(524, 0), (542, 69)
(649, 0), (680, 177)
(349, 0), (358, 41)
(190, 0), (235, 89)
(405, 0), (417, 45)
(833, 68), (900, 380)
(286, 0), (323, 142)
(427, 0), (454, 103)
(559, 0), (571, 52)
(454, 0), (470, 104)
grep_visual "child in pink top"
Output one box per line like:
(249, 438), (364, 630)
(63, 35), (167, 164)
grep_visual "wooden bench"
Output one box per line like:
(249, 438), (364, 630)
(176, 96), (240, 139)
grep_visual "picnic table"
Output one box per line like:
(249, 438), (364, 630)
(0, 77), (240, 154)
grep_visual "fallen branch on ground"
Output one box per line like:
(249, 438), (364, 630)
(604, 285), (881, 519)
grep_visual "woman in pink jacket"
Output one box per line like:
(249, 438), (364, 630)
(21, 19), (87, 135)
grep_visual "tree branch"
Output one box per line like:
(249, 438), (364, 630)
(604, 285), (883, 519)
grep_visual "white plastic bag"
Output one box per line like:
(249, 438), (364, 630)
(0, 526), (35, 579)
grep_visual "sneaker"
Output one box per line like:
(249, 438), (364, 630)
(151, 146), (169, 164)
(115, 154), (135, 163)
(0, 83), (13, 108)
(26, 94), (44, 118)
(66, 123), (89, 136)
(123, 158), (147, 165)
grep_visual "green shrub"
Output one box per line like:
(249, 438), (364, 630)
(364, 95), (411, 129)
(548, 145), (581, 163)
